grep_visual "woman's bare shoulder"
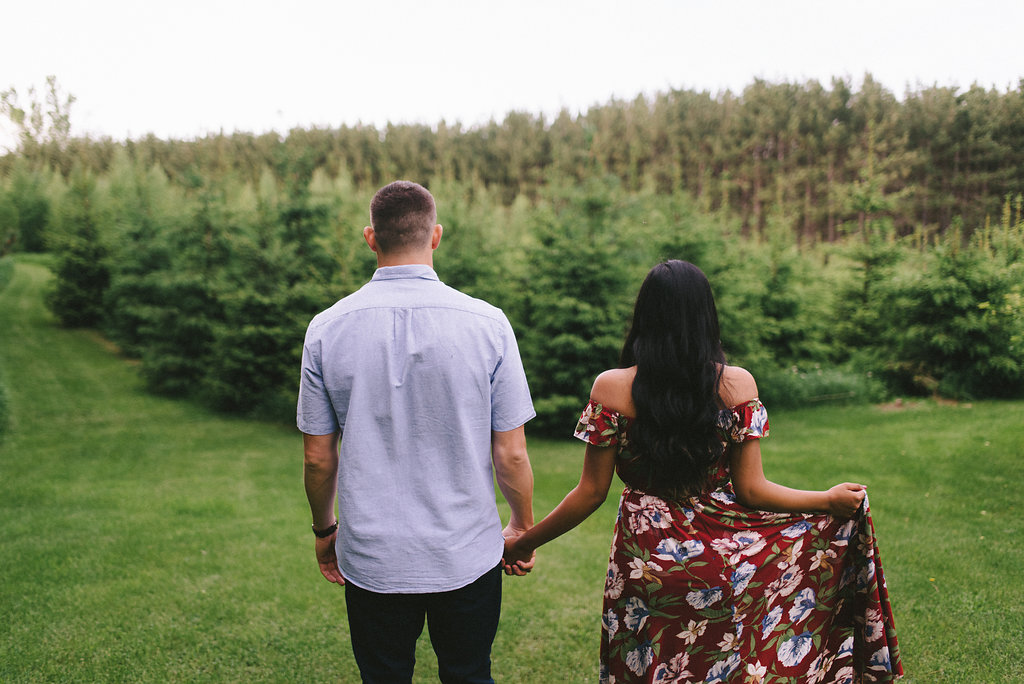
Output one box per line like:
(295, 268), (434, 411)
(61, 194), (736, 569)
(719, 365), (759, 407)
(591, 367), (637, 415)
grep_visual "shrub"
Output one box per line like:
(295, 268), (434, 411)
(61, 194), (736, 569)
(45, 170), (109, 328)
(512, 180), (635, 435)
(877, 243), (1024, 399)
(753, 363), (889, 410)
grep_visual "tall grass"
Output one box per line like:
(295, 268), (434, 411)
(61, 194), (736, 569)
(2, 259), (1022, 682)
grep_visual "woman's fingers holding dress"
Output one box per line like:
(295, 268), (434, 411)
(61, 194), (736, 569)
(827, 483), (867, 518)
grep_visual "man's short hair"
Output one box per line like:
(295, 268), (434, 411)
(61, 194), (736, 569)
(369, 181), (437, 253)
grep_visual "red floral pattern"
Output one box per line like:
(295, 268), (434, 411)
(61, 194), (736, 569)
(574, 400), (903, 683)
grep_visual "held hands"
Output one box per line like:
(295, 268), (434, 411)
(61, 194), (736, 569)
(314, 532), (346, 586)
(827, 482), (867, 519)
(501, 524), (536, 576)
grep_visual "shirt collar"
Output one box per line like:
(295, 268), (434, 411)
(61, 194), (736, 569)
(371, 264), (440, 282)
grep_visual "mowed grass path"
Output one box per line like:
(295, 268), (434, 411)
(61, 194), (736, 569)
(2, 258), (1022, 682)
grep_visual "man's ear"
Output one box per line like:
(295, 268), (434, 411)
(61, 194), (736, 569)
(431, 224), (443, 250)
(363, 225), (378, 252)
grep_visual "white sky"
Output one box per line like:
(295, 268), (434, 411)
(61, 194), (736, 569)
(2, 0), (1022, 151)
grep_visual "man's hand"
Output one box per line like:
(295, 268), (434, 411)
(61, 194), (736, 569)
(315, 532), (345, 585)
(501, 524), (536, 576)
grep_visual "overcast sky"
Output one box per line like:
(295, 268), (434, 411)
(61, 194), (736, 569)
(2, 0), (1022, 151)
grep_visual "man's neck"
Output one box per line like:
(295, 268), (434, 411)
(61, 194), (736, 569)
(376, 252), (433, 268)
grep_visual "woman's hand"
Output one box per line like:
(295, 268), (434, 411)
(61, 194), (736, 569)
(827, 482), (867, 518)
(501, 525), (536, 576)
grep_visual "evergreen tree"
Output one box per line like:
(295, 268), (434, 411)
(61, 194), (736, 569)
(513, 178), (635, 434)
(0, 160), (53, 253)
(878, 230), (1023, 398)
(46, 167), (109, 327)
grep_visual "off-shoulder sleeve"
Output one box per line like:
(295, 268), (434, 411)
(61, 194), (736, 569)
(717, 399), (770, 443)
(574, 400), (622, 447)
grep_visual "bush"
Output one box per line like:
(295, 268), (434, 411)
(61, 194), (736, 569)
(875, 241), (1024, 399)
(46, 236), (109, 327)
(201, 283), (325, 420)
(45, 168), (110, 328)
(511, 180), (636, 435)
(753, 363), (889, 410)
(136, 272), (220, 396)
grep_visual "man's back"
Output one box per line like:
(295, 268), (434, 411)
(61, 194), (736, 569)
(298, 264), (534, 592)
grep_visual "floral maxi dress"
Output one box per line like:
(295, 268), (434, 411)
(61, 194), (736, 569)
(575, 399), (903, 684)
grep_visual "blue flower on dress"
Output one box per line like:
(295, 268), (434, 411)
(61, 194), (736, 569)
(833, 519), (855, 546)
(623, 596), (650, 631)
(626, 495), (674, 532)
(680, 505), (696, 523)
(863, 608), (885, 642)
(625, 641), (654, 677)
(652, 652), (693, 683)
(734, 530), (761, 547)
(654, 538), (705, 563)
(731, 561), (756, 594)
(781, 520), (812, 538)
(857, 559), (876, 589)
(761, 605), (783, 637)
(778, 631), (814, 667)
(838, 565), (856, 589)
(837, 636), (854, 659)
(602, 608), (619, 640)
(787, 587), (817, 623)
(712, 530), (767, 565)
(686, 586), (724, 609)
(832, 667), (855, 684)
(868, 646), (892, 671)
(748, 404), (768, 436)
(711, 490), (736, 505)
(703, 651), (741, 683)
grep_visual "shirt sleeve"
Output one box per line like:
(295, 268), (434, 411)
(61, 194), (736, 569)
(573, 400), (622, 447)
(296, 333), (341, 435)
(489, 314), (536, 432)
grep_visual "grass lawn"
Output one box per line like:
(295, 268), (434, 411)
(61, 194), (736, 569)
(1, 258), (1022, 683)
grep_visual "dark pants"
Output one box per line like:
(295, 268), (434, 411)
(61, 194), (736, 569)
(344, 564), (503, 684)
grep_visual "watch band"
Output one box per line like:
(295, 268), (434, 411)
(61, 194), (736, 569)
(312, 520), (338, 538)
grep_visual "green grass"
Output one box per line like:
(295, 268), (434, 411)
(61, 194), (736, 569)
(2, 258), (1022, 682)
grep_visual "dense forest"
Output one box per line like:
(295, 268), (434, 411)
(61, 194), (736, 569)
(2, 75), (1023, 433)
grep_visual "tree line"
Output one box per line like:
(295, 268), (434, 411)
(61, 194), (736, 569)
(1, 76), (1023, 433)
(5, 75), (1024, 246)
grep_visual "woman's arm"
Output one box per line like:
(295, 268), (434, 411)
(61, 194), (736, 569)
(722, 365), (865, 518)
(729, 439), (866, 518)
(503, 442), (617, 568)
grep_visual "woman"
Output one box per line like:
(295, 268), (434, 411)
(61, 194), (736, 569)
(504, 260), (902, 683)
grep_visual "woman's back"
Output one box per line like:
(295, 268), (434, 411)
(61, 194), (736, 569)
(589, 364), (757, 498)
(592, 364), (756, 419)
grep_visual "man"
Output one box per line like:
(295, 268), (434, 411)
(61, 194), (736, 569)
(298, 180), (536, 684)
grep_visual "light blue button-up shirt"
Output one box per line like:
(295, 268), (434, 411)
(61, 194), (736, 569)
(298, 265), (535, 592)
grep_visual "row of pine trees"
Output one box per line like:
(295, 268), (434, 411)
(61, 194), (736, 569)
(6, 75), (1024, 245)
(2, 76), (1023, 431)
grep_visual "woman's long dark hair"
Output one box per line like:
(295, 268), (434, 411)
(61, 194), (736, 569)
(619, 260), (726, 498)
